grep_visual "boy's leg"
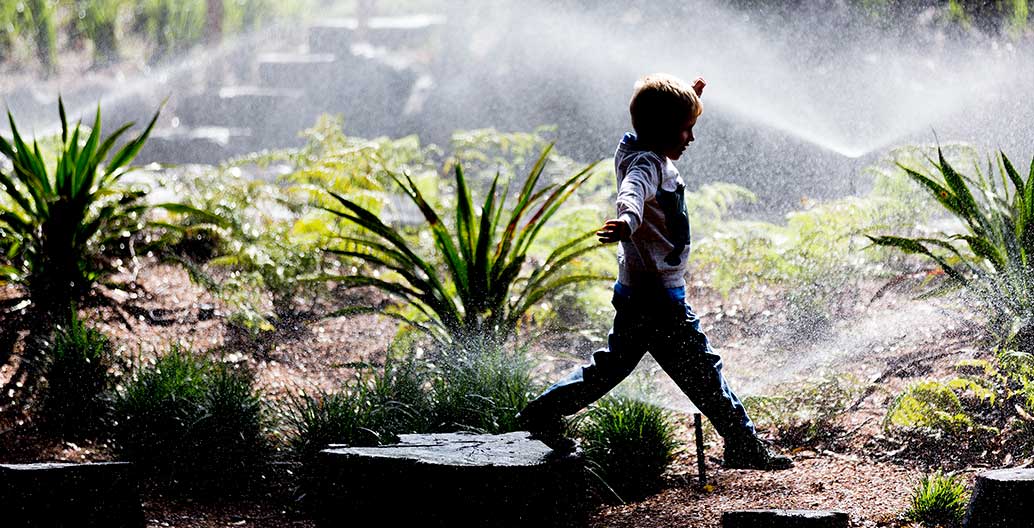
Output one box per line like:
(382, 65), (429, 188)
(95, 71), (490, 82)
(652, 298), (791, 469)
(650, 300), (756, 443)
(519, 292), (648, 423)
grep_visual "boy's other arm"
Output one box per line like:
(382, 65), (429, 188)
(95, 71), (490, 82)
(597, 219), (630, 244)
(600, 167), (656, 243)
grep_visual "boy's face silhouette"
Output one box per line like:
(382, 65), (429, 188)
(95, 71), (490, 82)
(660, 112), (697, 161)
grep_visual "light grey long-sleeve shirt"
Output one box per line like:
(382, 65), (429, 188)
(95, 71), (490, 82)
(614, 133), (691, 289)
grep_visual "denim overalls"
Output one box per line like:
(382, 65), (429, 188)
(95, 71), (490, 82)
(522, 174), (757, 443)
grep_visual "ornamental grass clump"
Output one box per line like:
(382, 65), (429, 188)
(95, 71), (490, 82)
(429, 343), (534, 434)
(113, 346), (267, 487)
(904, 472), (970, 528)
(37, 310), (116, 439)
(322, 145), (607, 350)
(283, 352), (433, 464)
(574, 396), (681, 503)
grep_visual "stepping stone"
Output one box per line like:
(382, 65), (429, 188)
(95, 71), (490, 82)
(723, 509), (849, 528)
(0, 461), (144, 528)
(964, 468), (1034, 528)
(315, 431), (588, 528)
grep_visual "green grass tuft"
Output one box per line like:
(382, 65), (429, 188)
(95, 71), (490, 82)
(905, 471), (970, 528)
(38, 310), (115, 439)
(113, 346), (268, 487)
(574, 396), (681, 503)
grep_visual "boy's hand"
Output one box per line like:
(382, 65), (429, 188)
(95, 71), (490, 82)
(693, 77), (706, 97)
(597, 219), (631, 244)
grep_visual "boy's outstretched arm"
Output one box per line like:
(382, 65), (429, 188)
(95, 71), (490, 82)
(693, 77), (706, 97)
(596, 219), (631, 244)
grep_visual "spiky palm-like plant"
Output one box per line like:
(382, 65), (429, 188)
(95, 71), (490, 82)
(0, 99), (160, 320)
(323, 146), (608, 349)
(868, 147), (1034, 350)
(0, 99), (213, 403)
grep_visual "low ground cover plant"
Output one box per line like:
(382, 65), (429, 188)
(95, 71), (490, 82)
(430, 342), (534, 434)
(883, 352), (1034, 463)
(282, 348), (435, 463)
(742, 374), (861, 448)
(113, 345), (268, 487)
(283, 339), (535, 461)
(574, 396), (681, 503)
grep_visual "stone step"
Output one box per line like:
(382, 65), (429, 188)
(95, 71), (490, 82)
(257, 53), (339, 89)
(722, 510), (850, 528)
(308, 14), (446, 55)
(175, 86), (306, 130)
(964, 468), (1034, 528)
(315, 432), (589, 527)
(137, 126), (254, 165)
(0, 462), (144, 528)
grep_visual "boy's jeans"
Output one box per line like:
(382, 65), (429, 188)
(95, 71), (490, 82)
(522, 283), (757, 442)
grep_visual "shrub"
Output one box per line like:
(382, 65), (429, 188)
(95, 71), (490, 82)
(37, 310), (115, 439)
(904, 472), (970, 528)
(323, 145), (608, 349)
(160, 115), (424, 337)
(742, 375), (860, 448)
(113, 346), (267, 486)
(693, 156), (927, 340)
(430, 343), (534, 434)
(883, 379), (999, 460)
(574, 396), (681, 502)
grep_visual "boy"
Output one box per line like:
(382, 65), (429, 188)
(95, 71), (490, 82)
(517, 73), (792, 471)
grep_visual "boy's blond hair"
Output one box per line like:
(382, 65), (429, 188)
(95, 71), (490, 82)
(629, 73), (702, 143)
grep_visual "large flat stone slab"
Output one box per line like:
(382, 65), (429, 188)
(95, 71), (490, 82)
(315, 431), (588, 527)
(0, 462), (144, 527)
(964, 468), (1034, 528)
(723, 509), (850, 528)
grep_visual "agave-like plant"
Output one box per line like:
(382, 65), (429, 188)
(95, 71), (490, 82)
(323, 146), (608, 349)
(0, 99), (222, 403)
(868, 146), (1034, 349)
(0, 99), (161, 320)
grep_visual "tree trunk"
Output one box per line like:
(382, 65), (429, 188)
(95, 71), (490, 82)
(205, 0), (223, 44)
(27, 0), (56, 76)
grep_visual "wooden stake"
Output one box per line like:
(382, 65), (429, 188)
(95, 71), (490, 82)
(694, 412), (707, 487)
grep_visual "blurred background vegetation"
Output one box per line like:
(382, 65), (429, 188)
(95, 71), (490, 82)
(0, 0), (1031, 76)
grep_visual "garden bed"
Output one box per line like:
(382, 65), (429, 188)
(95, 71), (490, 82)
(0, 257), (1000, 527)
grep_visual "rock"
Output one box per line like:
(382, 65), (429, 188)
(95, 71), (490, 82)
(964, 468), (1034, 528)
(314, 431), (588, 528)
(0, 461), (144, 528)
(722, 509), (850, 528)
